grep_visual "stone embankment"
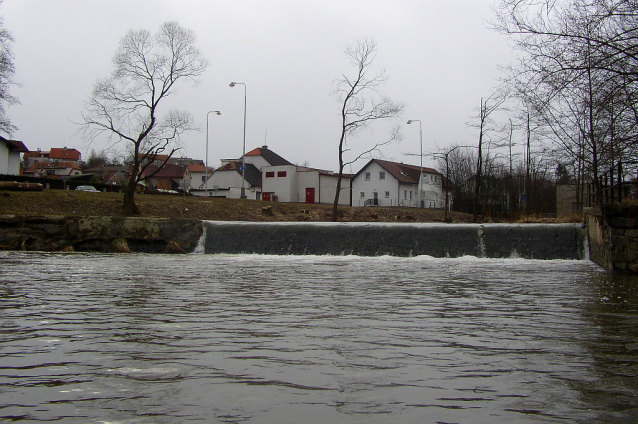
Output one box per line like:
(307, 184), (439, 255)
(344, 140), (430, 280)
(0, 215), (203, 253)
(586, 204), (638, 273)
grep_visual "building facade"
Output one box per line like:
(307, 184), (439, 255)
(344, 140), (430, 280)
(351, 159), (444, 208)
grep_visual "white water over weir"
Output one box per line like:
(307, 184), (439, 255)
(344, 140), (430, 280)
(200, 221), (588, 259)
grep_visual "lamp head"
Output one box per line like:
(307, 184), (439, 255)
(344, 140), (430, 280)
(229, 82), (236, 87)
(407, 120), (413, 124)
(216, 111), (221, 115)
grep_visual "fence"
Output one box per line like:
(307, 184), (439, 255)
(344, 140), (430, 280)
(587, 161), (638, 207)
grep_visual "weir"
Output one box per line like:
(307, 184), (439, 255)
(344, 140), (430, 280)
(201, 221), (588, 259)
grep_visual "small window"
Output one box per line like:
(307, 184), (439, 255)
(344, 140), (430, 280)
(201, 176), (207, 183)
(360, 192), (365, 198)
(277, 171), (287, 178)
(364, 172), (371, 181)
(379, 171), (385, 180)
(404, 190), (407, 199)
(385, 191), (390, 198)
(409, 191), (413, 200)
(265, 171), (275, 178)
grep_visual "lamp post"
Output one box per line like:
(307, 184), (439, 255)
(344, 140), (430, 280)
(407, 119), (423, 208)
(205, 110), (221, 196)
(229, 82), (247, 199)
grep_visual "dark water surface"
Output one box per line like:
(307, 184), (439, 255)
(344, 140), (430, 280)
(1, 252), (637, 423)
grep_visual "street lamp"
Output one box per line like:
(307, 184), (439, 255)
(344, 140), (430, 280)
(407, 119), (423, 208)
(229, 82), (247, 199)
(205, 110), (221, 196)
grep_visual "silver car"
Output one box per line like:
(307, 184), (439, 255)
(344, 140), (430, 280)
(75, 185), (100, 192)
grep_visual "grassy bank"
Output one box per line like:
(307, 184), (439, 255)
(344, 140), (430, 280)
(1, 189), (481, 223)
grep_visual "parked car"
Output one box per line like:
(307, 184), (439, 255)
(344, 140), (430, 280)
(75, 185), (100, 192)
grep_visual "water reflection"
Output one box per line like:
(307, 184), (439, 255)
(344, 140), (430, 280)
(1, 252), (637, 423)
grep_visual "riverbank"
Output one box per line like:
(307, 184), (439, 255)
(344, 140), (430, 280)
(1, 190), (478, 222)
(0, 189), (580, 223)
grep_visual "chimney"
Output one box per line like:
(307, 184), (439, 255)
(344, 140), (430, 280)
(262, 145), (268, 150)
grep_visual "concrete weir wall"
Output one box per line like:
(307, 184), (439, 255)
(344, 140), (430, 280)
(202, 221), (588, 259)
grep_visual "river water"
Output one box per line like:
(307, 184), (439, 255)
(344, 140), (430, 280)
(1, 252), (637, 423)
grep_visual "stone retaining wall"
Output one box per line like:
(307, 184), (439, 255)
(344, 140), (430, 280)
(0, 215), (203, 253)
(585, 205), (638, 273)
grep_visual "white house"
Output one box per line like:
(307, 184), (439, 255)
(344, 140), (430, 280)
(261, 164), (351, 205)
(352, 159), (444, 208)
(196, 145), (292, 199)
(0, 137), (28, 175)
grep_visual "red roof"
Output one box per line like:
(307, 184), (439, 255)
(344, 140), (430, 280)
(49, 148), (81, 161)
(24, 151), (48, 159)
(187, 163), (211, 172)
(26, 161), (81, 172)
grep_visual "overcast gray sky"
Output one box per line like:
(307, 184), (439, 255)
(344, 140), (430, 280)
(3, 0), (512, 172)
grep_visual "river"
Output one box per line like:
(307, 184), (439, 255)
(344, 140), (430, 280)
(1, 252), (637, 423)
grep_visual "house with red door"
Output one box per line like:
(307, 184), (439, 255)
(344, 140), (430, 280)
(261, 164), (351, 205)
(196, 145), (292, 199)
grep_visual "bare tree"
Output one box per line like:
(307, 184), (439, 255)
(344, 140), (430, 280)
(468, 92), (506, 221)
(0, 1), (18, 135)
(493, 0), (638, 208)
(331, 38), (403, 221)
(81, 22), (207, 215)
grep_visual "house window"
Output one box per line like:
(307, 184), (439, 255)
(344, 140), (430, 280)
(404, 190), (407, 199)
(379, 171), (385, 180)
(277, 171), (287, 178)
(201, 176), (207, 182)
(265, 171), (275, 178)
(360, 192), (365, 198)
(365, 172), (371, 181)
(385, 191), (390, 198)
(409, 191), (413, 200)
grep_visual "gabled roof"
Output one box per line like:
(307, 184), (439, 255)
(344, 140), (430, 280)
(245, 145), (292, 166)
(49, 147), (81, 161)
(215, 161), (262, 187)
(140, 164), (187, 179)
(353, 159), (441, 184)
(0, 136), (29, 153)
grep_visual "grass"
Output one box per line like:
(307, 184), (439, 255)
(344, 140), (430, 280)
(0, 189), (478, 223)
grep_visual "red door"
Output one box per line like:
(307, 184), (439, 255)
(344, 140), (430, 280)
(305, 188), (315, 204)
(263, 192), (272, 201)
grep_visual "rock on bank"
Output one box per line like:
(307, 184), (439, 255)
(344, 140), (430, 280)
(0, 215), (203, 253)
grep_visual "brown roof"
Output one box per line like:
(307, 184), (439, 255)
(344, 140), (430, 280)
(1, 137), (29, 153)
(140, 164), (187, 179)
(355, 159), (440, 184)
(49, 148), (81, 161)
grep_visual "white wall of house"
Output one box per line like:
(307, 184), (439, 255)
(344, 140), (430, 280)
(261, 165), (351, 205)
(0, 143), (21, 175)
(202, 170), (261, 199)
(244, 155), (270, 170)
(420, 173), (443, 208)
(318, 173), (351, 205)
(262, 165), (297, 202)
(352, 162), (402, 207)
(352, 161), (444, 208)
